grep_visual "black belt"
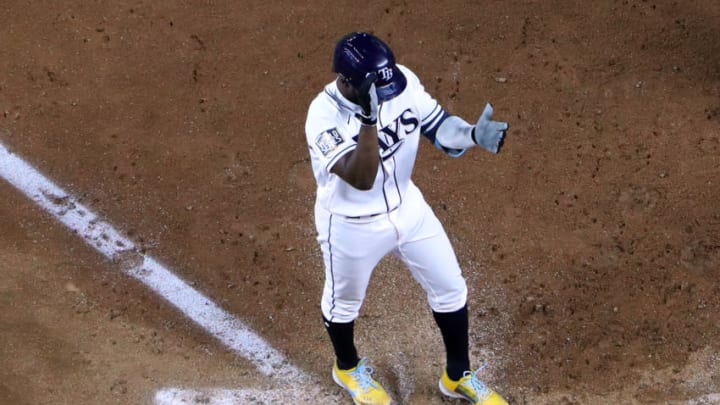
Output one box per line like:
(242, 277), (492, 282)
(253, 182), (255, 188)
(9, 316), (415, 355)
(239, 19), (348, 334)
(344, 206), (398, 220)
(344, 212), (383, 220)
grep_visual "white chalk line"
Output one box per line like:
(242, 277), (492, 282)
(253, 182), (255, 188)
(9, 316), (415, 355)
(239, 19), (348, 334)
(0, 140), (345, 403)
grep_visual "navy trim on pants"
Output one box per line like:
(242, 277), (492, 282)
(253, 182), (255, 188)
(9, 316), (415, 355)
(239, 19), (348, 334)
(328, 213), (336, 321)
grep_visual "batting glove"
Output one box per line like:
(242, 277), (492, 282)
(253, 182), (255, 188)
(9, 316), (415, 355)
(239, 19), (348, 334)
(473, 103), (508, 154)
(355, 72), (379, 126)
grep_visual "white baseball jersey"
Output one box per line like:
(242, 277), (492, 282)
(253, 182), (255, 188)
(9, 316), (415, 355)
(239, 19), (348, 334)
(305, 64), (463, 218)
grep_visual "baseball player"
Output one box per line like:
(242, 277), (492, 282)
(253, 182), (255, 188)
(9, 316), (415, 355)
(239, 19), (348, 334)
(304, 32), (509, 405)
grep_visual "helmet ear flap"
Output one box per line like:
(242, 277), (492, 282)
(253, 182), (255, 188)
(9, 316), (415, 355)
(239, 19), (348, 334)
(338, 74), (351, 86)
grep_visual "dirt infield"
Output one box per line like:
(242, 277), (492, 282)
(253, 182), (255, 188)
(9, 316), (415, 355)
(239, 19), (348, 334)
(1, 1), (719, 404)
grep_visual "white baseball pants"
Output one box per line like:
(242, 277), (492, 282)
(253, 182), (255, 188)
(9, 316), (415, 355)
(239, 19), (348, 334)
(316, 185), (468, 323)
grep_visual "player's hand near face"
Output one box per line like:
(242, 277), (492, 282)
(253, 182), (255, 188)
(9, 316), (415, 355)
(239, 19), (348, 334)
(331, 73), (380, 190)
(354, 72), (379, 125)
(473, 103), (508, 154)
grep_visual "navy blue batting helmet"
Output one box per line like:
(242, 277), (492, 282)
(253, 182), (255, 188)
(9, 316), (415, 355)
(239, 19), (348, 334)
(333, 32), (407, 102)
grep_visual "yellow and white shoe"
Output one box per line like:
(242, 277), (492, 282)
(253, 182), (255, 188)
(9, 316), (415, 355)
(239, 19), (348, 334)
(439, 367), (508, 405)
(332, 357), (391, 405)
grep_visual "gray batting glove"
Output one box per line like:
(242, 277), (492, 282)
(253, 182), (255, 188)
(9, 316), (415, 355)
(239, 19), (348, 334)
(473, 103), (508, 153)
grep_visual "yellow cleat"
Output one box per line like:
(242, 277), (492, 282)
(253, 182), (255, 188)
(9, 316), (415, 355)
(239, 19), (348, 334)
(332, 357), (392, 405)
(439, 367), (508, 405)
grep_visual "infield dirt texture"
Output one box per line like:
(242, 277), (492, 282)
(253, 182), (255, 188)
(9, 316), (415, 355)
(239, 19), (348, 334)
(1, 1), (719, 404)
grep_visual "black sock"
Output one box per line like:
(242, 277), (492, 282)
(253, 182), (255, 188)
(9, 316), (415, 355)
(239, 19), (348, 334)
(323, 316), (360, 370)
(433, 304), (470, 381)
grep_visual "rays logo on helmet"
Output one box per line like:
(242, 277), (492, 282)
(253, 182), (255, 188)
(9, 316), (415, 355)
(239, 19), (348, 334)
(378, 67), (393, 81)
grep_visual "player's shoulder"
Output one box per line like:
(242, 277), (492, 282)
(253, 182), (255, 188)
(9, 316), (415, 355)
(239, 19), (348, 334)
(305, 82), (347, 135)
(397, 64), (418, 81)
(396, 64), (424, 92)
(307, 82), (334, 114)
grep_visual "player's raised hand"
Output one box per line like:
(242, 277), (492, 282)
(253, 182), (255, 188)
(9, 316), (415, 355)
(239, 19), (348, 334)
(354, 72), (379, 125)
(473, 103), (508, 154)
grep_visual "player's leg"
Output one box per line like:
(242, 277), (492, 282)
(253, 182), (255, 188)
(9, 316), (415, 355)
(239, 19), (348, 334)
(315, 208), (396, 404)
(392, 191), (508, 404)
(392, 209), (470, 379)
(317, 212), (394, 323)
(319, 230), (384, 368)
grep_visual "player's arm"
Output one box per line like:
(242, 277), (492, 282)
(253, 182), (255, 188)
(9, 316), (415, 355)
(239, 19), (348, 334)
(331, 74), (380, 190)
(420, 105), (466, 157)
(414, 68), (508, 156)
(331, 124), (379, 190)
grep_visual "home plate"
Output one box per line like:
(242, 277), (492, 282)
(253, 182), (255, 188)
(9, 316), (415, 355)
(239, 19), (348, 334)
(686, 394), (720, 405)
(154, 386), (341, 404)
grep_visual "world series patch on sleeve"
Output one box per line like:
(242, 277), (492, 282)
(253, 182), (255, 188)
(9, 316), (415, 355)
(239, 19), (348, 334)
(315, 128), (344, 156)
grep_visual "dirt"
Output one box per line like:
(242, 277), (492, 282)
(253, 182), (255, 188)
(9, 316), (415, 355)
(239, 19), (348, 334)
(1, 1), (719, 404)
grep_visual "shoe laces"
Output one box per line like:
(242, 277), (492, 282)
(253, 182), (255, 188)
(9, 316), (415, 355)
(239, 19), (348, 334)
(349, 358), (378, 392)
(464, 363), (493, 401)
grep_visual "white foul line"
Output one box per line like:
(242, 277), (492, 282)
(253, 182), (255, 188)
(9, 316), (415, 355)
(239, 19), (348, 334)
(0, 140), (307, 381)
